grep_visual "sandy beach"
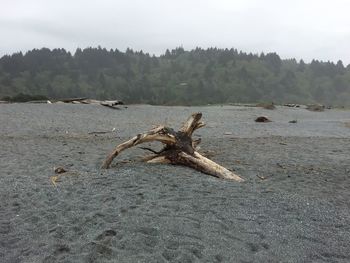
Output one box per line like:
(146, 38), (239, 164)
(1, 104), (349, 262)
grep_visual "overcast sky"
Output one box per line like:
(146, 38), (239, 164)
(1, 0), (350, 64)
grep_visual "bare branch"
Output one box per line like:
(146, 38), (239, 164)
(180, 112), (203, 136)
(139, 147), (163, 154)
(177, 151), (244, 182)
(101, 126), (176, 169)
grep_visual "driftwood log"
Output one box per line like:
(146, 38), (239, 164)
(100, 100), (123, 110)
(102, 113), (244, 182)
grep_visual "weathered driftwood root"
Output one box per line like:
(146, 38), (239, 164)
(102, 113), (244, 182)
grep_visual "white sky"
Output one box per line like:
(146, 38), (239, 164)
(1, 0), (350, 64)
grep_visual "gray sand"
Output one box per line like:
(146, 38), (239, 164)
(0, 104), (349, 262)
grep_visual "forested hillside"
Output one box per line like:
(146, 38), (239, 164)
(0, 47), (349, 105)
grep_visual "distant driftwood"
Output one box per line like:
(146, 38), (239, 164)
(256, 102), (276, 110)
(284, 103), (300, 108)
(100, 100), (124, 110)
(306, 104), (325, 112)
(102, 112), (244, 182)
(50, 98), (124, 109)
(59, 97), (88, 103)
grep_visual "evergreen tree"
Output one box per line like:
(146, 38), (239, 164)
(0, 46), (349, 106)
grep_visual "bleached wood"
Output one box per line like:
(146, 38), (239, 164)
(178, 152), (244, 181)
(101, 126), (176, 169)
(146, 156), (171, 164)
(101, 113), (244, 182)
(180, 112), (204, 136)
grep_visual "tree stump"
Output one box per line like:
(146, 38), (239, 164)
(102, 113), (244, 182)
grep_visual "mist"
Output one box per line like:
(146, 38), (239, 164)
(1, 0), (350, 64)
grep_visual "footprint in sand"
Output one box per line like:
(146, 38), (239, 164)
(95, 229), (117, 245)
(137, 227), (160, 248)
(246, 241), (270, 253)
(82, 229), (117, 261)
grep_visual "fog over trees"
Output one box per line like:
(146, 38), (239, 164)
(1, 46), (349, 105)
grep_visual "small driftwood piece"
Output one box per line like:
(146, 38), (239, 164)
(59, 97), (87, 103)
(100, 100), (124, 110)
(102, 113), (244, 181)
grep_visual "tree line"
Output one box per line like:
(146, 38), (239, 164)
(0, 46), (349, 105)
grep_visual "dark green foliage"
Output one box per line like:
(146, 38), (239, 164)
(2, 93), (48, 102)
(0, 47), (349, 106)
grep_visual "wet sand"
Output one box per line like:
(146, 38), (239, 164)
(1, 104), (350, 262)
